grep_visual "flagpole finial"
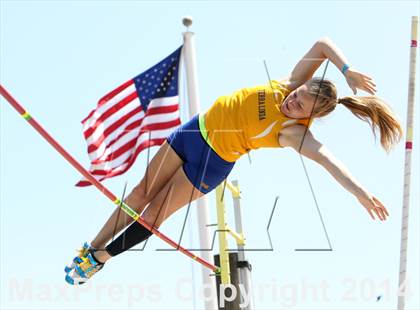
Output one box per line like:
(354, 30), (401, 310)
(182, 16), (193, 30)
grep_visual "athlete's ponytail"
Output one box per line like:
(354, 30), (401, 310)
(306, 77), (403, 152)
(337, 96), (403, 152)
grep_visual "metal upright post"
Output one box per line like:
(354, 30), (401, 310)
(397, 16), (418, 310)
(231, 180), (255, 310)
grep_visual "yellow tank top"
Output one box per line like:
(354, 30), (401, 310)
(200, 80), (313, 162)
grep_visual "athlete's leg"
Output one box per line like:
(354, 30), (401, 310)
(91, 140), (183, 249)
(93, 166), (206, 263)
(141, 166), (205, 228)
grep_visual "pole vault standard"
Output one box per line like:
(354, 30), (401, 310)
(397, 16), (418, 310)
(0, 84), (220, 274)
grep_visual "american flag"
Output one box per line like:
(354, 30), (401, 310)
(76, 46), (183, 186)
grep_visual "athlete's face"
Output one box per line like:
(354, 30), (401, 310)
(281, 84), (316, 119)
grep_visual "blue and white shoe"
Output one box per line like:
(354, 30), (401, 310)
(65, 249), (104, 285)
(64, 242), (91, 273)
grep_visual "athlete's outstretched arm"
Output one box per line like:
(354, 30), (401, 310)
(279, 125), (389, 221)
(286, 37), (376, 95)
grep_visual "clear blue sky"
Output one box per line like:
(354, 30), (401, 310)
(1, 1), (419, 309)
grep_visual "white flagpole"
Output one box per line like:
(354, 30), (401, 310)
(397, 16), (418, 310)
(181, 16), (218, 310)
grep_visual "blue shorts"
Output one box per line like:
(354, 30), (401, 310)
(166, 114), (235, 194)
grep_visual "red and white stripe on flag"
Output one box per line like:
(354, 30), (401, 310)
(76, 46), (183, 186)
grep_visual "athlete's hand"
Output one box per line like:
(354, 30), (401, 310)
(344, 68), (377, 95)
(357, 191), (389, 221)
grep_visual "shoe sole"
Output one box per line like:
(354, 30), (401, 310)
(65, 273), (86, 286)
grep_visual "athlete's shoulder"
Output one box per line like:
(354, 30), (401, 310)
(278, 124), (310, 148)
(279, 123), (308, 136)
(270, 78), (293, 98)
(272, 77), (292, 89)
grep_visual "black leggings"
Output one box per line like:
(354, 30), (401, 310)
(105, 221), (152, 256)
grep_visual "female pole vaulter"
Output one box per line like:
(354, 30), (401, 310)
(65, 37), (402, 285)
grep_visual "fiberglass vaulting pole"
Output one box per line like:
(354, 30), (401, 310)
(181, 16), (218, 310)
(397, 16), (418, 310)
(0, 84), (220, 275)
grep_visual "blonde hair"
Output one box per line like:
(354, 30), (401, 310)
(306, 77), (403, 152)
